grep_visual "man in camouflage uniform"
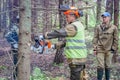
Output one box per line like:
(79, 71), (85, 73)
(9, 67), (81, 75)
(5, 17), (19, 80)
(41, 5), (88, 80)
(93, 12), (119, 80)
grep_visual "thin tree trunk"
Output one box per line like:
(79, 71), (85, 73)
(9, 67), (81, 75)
(112, 0), (119, 63)
(17, 0), (31, 80)
(8, 0), (13, 25)
(106, 0), (113, 20)
(114, 0), (119, 27)
(53, 0), (65, 64)
(85, 1), (88, 30)
(71, 0), (74, 6)
(96, 0), (102, 24)
(2, 0), (7, 29)
(31, 0), (38, 40)
(43, 0), (50, 33)
(0, 0), (1, 32)
(13, 0), (19, 23)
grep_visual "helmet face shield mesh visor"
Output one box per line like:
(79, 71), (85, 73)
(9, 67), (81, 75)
(60, 5), (82, 17)
(63, 10), (80, 17)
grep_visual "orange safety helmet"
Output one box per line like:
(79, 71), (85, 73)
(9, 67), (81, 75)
(63, 6), (80, 17)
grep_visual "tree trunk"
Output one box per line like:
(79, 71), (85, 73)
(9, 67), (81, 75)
(85, 1), (88, 30)
(106, 0), (113, 20)
(3, 0), (7, 29)
(13, 0), (19, 23)
(31, 0), (37, 32)
(42, 0), (51, 33)
(114, 0), (119, 27)
(112, 0), (119, 63)
(17, 0), (31, 80)
(71, 0), (74, 6)
(53, 0), (65, 64)
(0, 0), (1, 32)
(96, 0), (102, 24)
(31, 0), (38, 41)
(8, 0), (13, 25)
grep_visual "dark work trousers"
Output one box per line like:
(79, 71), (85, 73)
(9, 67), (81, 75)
(69, 64), (85, 80)
(11, 49), (18, 80)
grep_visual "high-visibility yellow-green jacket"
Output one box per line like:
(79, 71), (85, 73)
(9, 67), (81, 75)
(45, 20), (87, 60)
(65, 21), (87, 58)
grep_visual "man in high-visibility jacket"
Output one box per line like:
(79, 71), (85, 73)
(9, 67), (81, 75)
(42, 5), (88, 80)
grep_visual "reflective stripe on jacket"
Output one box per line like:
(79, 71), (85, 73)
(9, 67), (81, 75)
(65, 21), (87, 58)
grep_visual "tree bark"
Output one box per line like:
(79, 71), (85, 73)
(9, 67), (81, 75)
(8, 0), (13, 25)
(71, 0), (74, 6)
(3, 0), (7, 29)
(53, 0), (65, 64)
(17, 0), (31, 80)
(106, 0), (113, 20)
(112, 0), (119, 63)
(96, 0), (102, 24)
(13, 0), (19, 23)
(85, 1), (88, 30)
(42, 0), (52, 33)
(0, 0), (1, 32)
(114, 0), (119, 27)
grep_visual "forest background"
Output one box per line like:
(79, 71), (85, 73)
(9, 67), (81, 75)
(0, 0), (120, 80)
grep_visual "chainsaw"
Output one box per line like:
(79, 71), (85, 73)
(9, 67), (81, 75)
(31, 35), (55, 54)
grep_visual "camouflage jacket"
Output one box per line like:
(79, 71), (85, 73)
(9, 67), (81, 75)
(93, 23), (119, 52)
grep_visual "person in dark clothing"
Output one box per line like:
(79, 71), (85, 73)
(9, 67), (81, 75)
(5, 19), (19, 80)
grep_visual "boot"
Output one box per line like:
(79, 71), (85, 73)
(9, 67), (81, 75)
(97, 68), (103, 80)
(69, 64), (84, 80)
(105, 68), (110, 80)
